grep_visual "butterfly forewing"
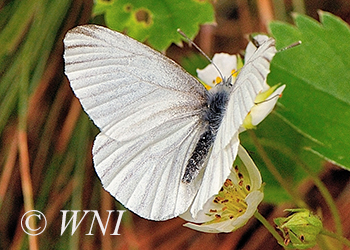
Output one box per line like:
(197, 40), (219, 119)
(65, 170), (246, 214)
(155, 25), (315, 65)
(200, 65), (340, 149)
(222, 38), (277, 150)
(64, 25), (208, 220)
(64, 25), (207, 141)
(188, 38), (277, 217)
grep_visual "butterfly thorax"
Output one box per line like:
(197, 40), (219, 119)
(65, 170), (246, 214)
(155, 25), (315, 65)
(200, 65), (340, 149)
(182, 80), (232, 183)
(205, 80), (232, 133)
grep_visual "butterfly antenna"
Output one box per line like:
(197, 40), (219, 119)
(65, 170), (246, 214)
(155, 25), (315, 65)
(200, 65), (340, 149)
(278, 41), (302, 52)
(177, 29), (225, 83)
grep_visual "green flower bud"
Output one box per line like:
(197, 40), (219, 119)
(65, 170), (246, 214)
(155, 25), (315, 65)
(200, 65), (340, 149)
(274, 209), (323, 249)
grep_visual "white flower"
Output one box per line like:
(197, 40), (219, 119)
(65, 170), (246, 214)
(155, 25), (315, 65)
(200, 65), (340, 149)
(180, 145), (263, 233)
(196, 53), (242, 89)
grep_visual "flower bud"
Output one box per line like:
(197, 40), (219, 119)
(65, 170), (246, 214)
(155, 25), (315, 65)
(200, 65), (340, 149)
(274, 209), (322, 249)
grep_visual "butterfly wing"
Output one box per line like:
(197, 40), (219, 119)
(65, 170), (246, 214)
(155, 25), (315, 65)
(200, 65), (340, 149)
(189, 37), (277, 217)
(64, 25), (208, 220)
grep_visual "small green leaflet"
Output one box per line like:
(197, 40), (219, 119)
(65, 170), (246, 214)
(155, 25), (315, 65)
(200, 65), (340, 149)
(93, 0), (214, 51)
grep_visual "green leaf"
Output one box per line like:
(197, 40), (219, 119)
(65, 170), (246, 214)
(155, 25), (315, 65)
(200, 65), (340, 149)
(180, 52), (209, 77)
(268, 11), (350, 171)
(93, 0), (214, 51)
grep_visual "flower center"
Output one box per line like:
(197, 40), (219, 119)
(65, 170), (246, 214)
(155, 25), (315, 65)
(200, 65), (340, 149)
(204, 165), (251, 224)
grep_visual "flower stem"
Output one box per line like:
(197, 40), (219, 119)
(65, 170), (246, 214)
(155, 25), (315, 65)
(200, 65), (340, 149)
(248, 130), (307, 208)
(256, 137), (343, 238)
(254, 210), (285, 248)
(294, 162), (343, 237)
(320, 229), (350, 248)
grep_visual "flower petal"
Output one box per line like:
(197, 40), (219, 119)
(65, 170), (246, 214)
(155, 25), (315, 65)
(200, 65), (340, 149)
(183, 191), (264, 233)
(211, 53), (237, 77)
(197, 53), (237, 87)
(250, 85), (286, 126)
(237, 145), (262, 191)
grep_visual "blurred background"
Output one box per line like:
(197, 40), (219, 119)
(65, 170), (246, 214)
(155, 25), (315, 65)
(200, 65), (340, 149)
(1, 0), (350, 249)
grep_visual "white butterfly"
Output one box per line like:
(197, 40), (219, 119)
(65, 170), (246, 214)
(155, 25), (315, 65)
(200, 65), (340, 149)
(63, 25), (276, 221)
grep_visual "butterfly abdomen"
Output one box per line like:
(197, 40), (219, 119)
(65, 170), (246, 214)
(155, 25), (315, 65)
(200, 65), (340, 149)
(182, 85), (230, 183)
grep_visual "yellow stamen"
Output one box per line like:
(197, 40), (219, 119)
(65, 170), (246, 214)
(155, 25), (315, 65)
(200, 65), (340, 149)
(231, 69), (238, 77)
(215, 76), (222, 84)
(203, 165), (255, 225)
